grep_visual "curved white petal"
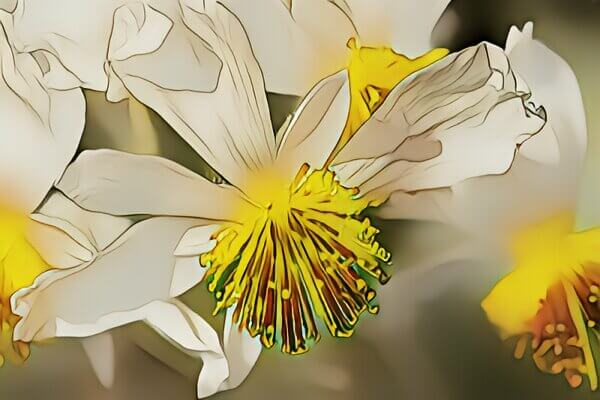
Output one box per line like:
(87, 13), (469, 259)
(221, 0), (356, 95)
(105, 1), (223, 99)
(378, 25), (586, 242)
(6, 1), (223, 92)
(26, 191), (132, 269)
(108, 1), (276, 190)
(57, 150), (254, 220)
(275, 70), (350, 179)
(10, 216), (245, 398)
(11, 217), (209, 342)
(332, 42), (545, 204)
(218, 308), (262, 392)
(0, 12), (84, 211)
(170, 224), (220, 297)
(507, 22), (586, 167)
(146, 300), (229, 399)
(81, 333), (115, 389)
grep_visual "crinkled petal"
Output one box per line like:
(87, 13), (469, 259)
(376, 25), (586, 241)
(57, 150), (254, 220)
(0, 12), (84, 211)
(108, 1), (276, 190)
(6, 0), (223, 92)
(332, 42), (545, 204)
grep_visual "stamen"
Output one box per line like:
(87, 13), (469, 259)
(201, 166), (391, 354)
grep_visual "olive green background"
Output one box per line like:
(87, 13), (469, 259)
(1, 0), (600, 399)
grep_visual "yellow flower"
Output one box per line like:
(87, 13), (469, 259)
(482, 213), (600, 389)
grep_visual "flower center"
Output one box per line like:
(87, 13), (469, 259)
(201, 165), (391, 354)
(0, 210), (49, 366)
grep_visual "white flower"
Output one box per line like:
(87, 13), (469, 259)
(0, 3), (89, 366)
(6, 1), (548, 398)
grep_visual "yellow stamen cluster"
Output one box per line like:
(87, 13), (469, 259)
(483, 214), (600, 390)
(201, 165), (391, 354)
(0, 210), (49, 366)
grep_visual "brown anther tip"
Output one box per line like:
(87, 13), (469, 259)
(567, 373), (583, 388)
(347, 37), (358, 50)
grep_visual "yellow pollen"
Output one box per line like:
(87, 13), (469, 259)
(0, 209), (49, 365)
(325, 38), (448, 164)
(201, 165), (391, 355)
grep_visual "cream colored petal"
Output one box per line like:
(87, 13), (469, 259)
(7, 0), (116, 90)
(332, 42), (545, 204)
(170, 224), (220, 297)
(341, 0), (450, 56)
(57, 150), (254, 220)
(7, 1), (222, 93)
(11, 217), (207, 342)
(377, 25), (586, 241)
(26, 191), (132, 269)
(0, 12), (84, 211)
(222, 0), (356, 96)
(108, 1), (276, 190)
(275, 70), (350, 179)
(218, 308), (262, 392)
(507, 22), (586, 168)
(105, 1), (222, 98)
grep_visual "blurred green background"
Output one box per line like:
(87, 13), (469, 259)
(1, 0), (600, 399)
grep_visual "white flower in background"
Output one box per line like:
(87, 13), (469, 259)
(0, 5), (86, 365)
(365, 23), (593, 391)
(5, 1), (548, 397)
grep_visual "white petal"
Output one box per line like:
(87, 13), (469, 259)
(222, 0), (356, 95)
(7, 0), (114, 89)
(275, 70), (350, 179)
(507, 22), (586, 167)
(81, 333), (115, 389)
(7, 1), (222, 93)
(26, 191), (132, 269)
(107, 3), (172, 62)
(377, 26), (586, 241)
(332, 42), (545, 203)
(11, 217), (207, 342)
(170, 224), (220, 297)
(105, 1), (222, 99)
(218, 308), (262, 392)
(0, 12), (84, 211)
(57, 150), (253, 220)
(145, 300), (229, 399)
(342, 0), (450, 56)
(108, 1), (276, 189)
